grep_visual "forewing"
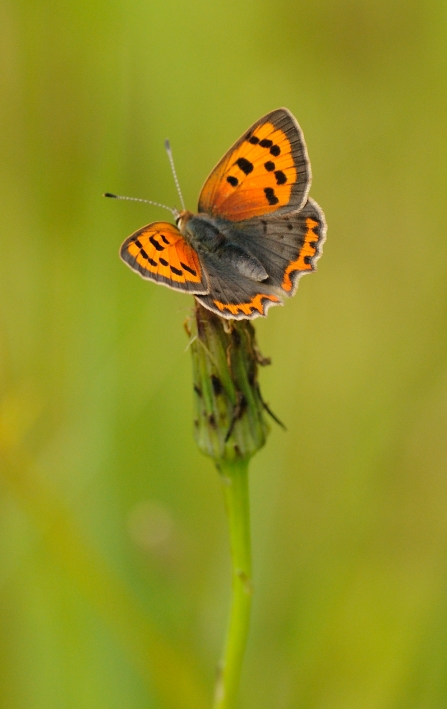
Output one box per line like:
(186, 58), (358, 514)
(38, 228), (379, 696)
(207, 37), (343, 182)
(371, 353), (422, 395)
(120, 222), (208, 294)
(198, 108), (310, 222)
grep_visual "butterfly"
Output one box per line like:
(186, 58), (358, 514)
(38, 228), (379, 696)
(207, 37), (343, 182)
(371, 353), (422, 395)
(114, 108), (326, 320)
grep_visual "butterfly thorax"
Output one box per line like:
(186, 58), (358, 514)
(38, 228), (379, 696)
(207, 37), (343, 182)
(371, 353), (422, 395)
(176, 211), (269, 283)
(176, 209), (226, 252)
(177, 210), (223, 249)
(182, 213), (226, 251)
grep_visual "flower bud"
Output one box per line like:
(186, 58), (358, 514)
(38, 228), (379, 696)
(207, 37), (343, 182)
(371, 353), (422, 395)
(188, 302), (270, 464)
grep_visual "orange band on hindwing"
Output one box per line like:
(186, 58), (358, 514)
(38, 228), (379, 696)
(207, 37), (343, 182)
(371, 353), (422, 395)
(282, 217), (320, 292)
(212, 293), (280, 317)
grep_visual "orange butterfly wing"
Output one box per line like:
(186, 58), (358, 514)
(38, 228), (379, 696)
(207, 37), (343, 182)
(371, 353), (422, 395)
(198, 108), (311, 222)
(120, 222), (208, 294)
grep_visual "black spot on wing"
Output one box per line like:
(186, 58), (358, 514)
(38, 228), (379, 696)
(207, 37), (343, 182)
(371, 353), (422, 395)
(275, 170), (287, 185)
(236, 157), (253, 175)
(227, 175), (238, 187)
(159, 257), (169, 267)
(264, 187), (279, 206)
(264, 161), (275, 172)
(180, 261), (197, 276)
(258, 137), (280, 156)
(140, 249), (157, 268)
(149, 235), (164, 251)
(170, 265), (183, 276)
(160, 234), (170, 245)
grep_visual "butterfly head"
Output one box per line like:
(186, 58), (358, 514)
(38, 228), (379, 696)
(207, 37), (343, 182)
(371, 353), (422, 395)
(175, 209), (194, 234)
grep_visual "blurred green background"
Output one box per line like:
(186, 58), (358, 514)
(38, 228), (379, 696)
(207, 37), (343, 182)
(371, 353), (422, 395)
(1, 1), (447, 707)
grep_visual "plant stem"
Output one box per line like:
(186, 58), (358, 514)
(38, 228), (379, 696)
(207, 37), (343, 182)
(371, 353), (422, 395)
(213, 457), (252, 709)
(188, 304), (268, 707)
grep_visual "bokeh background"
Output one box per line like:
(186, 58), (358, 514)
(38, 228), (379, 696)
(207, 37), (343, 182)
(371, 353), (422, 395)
(1, 1), (447, 707)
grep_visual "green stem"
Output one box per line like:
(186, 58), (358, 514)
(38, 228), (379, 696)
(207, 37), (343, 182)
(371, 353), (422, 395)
(213, 458), (252, 709)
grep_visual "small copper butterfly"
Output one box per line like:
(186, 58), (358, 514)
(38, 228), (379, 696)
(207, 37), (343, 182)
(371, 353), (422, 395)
(108, 108), (326, 320)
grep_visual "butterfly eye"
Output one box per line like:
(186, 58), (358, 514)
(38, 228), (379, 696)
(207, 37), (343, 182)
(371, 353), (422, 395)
(176, 210), (192, 232)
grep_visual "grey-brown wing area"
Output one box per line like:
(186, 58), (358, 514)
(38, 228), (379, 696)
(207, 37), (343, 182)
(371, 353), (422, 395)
(225, 198), (326, 295)
(195, 247), (284, 320)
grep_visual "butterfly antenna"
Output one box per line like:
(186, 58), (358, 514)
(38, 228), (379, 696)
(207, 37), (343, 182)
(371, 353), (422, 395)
(164, 139), (186, 211)
(103, 193), (179, 218)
